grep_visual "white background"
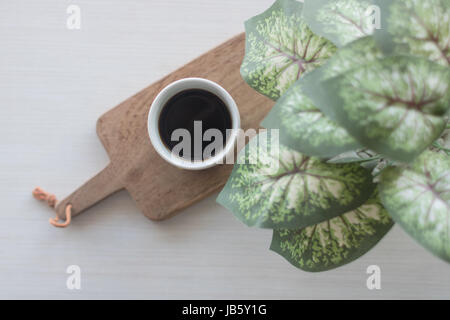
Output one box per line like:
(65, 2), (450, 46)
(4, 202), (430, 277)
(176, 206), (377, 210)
(0, 0), (449, 299)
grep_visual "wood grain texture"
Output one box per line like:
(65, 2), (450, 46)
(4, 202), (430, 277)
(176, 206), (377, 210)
(55, 34), (273, 221)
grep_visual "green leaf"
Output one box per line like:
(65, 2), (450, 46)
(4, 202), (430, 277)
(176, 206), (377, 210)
(217, 133), (376, 229)
(373, 0), (450, 66)
(261, 37), (384, 158)
(241, 0), (337, 101)
(300, 36), (384, 122)
(261, 78), (360, 158)
(320, 36), (384, 80)
(379, 150), (450, 262)
(315, 55), (450, 162)
(303, 0), (377, 47)
(433, 124), (450, 155)
(271, 190), (394, 272)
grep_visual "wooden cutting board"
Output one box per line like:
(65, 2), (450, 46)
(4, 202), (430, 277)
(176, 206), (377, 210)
(54, 33), (273, 222)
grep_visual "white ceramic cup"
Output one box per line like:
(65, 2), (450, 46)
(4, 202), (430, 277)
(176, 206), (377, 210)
(148, 78), (241, 170)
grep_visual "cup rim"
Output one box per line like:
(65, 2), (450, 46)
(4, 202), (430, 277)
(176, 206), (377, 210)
(147, 78), (241, 170)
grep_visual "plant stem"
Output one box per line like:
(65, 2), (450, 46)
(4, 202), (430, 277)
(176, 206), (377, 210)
(357, 155), (383, 163)
(433, 142), (450, 155)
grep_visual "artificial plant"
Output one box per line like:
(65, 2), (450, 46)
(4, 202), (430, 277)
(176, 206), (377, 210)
(217, 0), (450, 272)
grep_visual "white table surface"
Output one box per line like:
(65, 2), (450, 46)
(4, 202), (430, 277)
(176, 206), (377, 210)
(1, 0), (449, 300)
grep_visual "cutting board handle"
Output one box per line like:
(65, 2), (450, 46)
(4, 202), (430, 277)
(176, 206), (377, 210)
(55, 163), (123, 220)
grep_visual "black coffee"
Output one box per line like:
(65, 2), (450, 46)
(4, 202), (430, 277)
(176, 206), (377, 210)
(158, 89), (232, 161)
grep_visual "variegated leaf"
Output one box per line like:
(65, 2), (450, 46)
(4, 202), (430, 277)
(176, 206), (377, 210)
(241, 0), (337, 101)
(316, 56), (450, 162)
(379, 150), (450, 262)
(320, 36), (383, 80)
(217, 133), (375, 229)
(261, 78), (360, 158)
(303, 0), (377, 47)
(271, 190), (394, 272)
(374, 0), (450, 66)
(261, 37), (385, 159)
(301, 36), (384, 122)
